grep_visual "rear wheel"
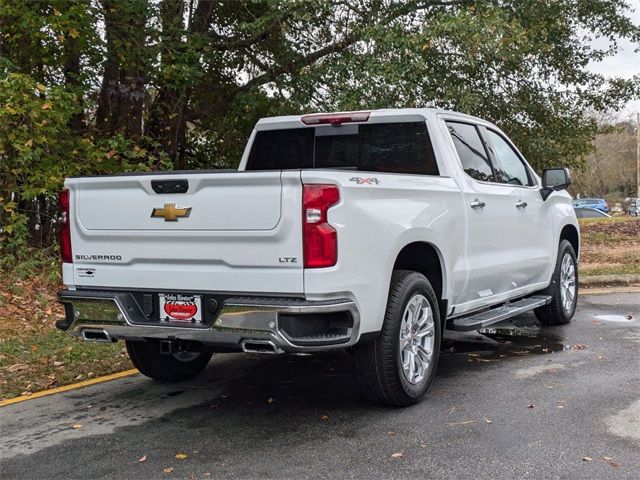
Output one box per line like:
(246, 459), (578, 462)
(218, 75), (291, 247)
(354, 270), (441, 406)
(534, 240), (578, 325)
(126, 340), (213, 382)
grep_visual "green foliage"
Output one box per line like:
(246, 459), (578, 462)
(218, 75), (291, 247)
(1, 0), (638, 269)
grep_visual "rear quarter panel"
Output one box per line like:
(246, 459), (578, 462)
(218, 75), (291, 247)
(301, 170), (465, 335)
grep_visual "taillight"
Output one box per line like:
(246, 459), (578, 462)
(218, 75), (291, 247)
(59, 189), (72, 263)
(303, 184), (340, 268)
(301, 111), (370, 126)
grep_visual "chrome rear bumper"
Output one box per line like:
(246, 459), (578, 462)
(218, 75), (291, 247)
(57, 290), (360, 353)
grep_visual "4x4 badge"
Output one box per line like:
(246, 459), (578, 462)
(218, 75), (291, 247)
(151, 203), (192, 221)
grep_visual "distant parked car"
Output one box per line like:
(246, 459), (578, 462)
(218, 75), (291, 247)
(628, 198), (639, 217)
(572, 198), (609, 213)
(574, 207), (611, 219)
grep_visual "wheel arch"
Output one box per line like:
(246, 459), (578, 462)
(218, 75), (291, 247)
(392, 241), (448, 325)
(560, 224), (579, 258)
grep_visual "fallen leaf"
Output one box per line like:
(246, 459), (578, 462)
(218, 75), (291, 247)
(603, 456), (613, 461)
(448, 420), (477, 426)
(557, 405), (564, 409)
(163, 467), (174, 474)
(387, 431), (396, 436)
(320, 415), (329, 421)
(571, 343), (588, 351)
(175, 453), (187, 460)
(391, 452), (403, 459)
(484, 417), (492, 424)
(138, 455), (147, 463)
(204, 473), (211, 477)
(72, 424), (82, 429)
(582, 456), (593, 462)
(6, 364), (29, 372)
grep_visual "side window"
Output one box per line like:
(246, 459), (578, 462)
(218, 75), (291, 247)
(484, 130), (532, 186)
(446, 121), (494, 182)
(357, 122), (439, 175)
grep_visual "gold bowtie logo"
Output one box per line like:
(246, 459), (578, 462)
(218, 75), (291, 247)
(151, 203), (192, 221)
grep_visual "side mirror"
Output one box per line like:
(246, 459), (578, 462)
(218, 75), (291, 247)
(541, 168), (571, 201)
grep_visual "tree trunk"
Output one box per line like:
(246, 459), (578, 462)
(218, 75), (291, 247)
(96, 0), (148, 138)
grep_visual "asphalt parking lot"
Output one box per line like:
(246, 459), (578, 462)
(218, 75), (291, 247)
(1, 291), (639, 480)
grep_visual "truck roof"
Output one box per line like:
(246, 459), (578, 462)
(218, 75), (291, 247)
(254, 108), (493, 130)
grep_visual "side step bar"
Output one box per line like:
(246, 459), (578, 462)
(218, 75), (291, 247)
(448, 295), (552, 332)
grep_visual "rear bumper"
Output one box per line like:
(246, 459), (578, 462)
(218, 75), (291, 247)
(57, 289), (360, 353)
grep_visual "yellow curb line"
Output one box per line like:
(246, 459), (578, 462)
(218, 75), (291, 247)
(0, 369), (139, 408)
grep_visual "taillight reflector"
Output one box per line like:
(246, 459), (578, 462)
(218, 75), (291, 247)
(301, 111), (370, 126)
(303, 184), (340, 268)
(59, 189), (72, 263)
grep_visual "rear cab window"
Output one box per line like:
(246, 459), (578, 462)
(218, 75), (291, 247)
(245, 122), (439, 176)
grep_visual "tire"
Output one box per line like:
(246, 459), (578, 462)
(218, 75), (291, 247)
(534, 239), (578, 325)
(126, 340), (213, 382)
(354, 270), (441, 406)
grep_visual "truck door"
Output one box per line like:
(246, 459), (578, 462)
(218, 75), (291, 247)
(445, 121), (519, 309)
(479, 127), (554, 288)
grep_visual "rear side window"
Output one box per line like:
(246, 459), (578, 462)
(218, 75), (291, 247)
(246, 122), (439, 175)
(446, 122), (494, 182)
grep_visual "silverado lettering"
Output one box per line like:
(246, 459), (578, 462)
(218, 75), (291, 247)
(75, 254), (122, 261)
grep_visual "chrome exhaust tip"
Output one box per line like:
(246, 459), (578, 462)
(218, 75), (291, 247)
(240, 339), (284, 354)
(81, 328), (114, 343)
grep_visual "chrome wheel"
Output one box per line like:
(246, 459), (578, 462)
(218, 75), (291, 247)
(399, 294), (435, 385)
(559, 253), (576, 313)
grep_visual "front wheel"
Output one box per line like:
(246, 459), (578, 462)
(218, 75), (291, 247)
(354, 270), (441, 406)
(126, 340), (213, 382)
(534, 240), (578, 325)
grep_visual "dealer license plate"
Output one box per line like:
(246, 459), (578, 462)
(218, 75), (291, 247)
(159, 293), (203, 323)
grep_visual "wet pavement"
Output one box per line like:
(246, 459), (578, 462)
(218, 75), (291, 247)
(1, 292), (639, 479)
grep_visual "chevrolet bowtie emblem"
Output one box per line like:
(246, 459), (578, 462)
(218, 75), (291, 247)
(151, 203), (192, 221)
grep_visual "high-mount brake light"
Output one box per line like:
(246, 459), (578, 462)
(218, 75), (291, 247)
(301, 112), (370, 126)
(302, 184), (340, 268)
(59, 189), (72, 263)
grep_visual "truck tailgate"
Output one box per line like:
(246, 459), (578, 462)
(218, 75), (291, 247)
(66, 171), (304, 294)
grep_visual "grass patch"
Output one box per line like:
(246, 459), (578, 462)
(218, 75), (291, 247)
(578, 217), (640, 277)
(0, 274), (131, 400)
(0, 330), (130, 399)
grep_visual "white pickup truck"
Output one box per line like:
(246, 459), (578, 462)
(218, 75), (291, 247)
(57, 108), (579, 406)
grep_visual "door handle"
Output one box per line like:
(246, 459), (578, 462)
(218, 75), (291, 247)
(470, 199), (485, 210)
(515, 200), (528, 209)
